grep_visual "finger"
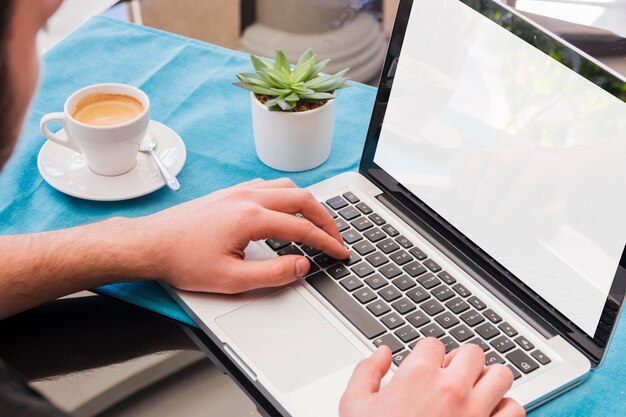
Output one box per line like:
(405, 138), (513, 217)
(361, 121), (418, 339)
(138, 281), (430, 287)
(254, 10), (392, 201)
(396, 337), (445, 378)
(246, 177), (298, 190)
(254, 188), (346, 247)
(491, 398), (525, 417)
(223, 254), (311, 292)
(253, 211), (348, 260)
(444, 343), (485, 386)
(442, 347), (460, 368)
(474, 364), (514, 413)
(342, 346), (392, 398)
(232, 178), (265, 188)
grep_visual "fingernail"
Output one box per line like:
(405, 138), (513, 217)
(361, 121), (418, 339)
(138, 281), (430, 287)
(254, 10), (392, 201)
(296, 258), (309, 278)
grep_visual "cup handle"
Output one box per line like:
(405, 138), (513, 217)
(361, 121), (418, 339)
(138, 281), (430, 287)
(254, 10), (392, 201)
(40, 112), (81, 153)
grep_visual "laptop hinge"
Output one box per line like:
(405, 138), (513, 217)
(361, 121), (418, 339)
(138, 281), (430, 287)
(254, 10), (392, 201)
(376, 192), (557, 340)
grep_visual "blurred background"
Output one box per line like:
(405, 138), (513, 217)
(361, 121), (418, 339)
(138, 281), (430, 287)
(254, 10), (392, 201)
(30, 1), (625, 417)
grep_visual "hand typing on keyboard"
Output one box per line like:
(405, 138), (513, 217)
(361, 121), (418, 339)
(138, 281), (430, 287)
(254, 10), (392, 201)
(339, 338), (524, 417)
(144, 177), (349, 294)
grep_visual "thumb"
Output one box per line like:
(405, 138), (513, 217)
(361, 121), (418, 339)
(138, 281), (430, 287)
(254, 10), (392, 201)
(343, 346), (392, 398)
(228, 255), (311, 291)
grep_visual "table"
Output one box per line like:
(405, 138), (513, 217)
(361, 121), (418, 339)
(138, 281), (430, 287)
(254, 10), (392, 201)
(0, 16), (623, 417)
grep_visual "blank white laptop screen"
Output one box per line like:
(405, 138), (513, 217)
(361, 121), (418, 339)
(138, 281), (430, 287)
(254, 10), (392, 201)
(374, 0), (626, 336)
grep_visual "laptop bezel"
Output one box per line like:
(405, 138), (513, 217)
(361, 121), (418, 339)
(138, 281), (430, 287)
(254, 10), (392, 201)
(359, 0), (626, 367)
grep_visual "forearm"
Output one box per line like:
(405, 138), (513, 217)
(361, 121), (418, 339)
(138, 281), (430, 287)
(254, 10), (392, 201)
(0, 217), (157, 320)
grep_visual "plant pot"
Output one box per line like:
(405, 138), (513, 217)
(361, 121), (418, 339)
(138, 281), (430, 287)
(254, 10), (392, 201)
(250, 93), (335, 172)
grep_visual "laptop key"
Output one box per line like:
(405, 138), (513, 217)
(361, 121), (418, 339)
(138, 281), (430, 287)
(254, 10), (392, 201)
(498, 322), (518, 337)
(531, 350), (551, 365)
(407, 310), (431, 328)
(393, 350), (411, 367)
(379, 286), (402, 302)
(364, 228), (385, 242)
(377, 238), (400, 254)
(314, 253), (338, 268)
(390, 250), (412, 265)
(476, 323), (500, 340)
(424, 259), (442, 272)
(305, 261), (320, 275)
(341, 230), (363, 245)
(420, 323), (445, 338)
(460, 310), (485, 327)
(507, 365), (522, 381)
(403, 261), (427, 277)
(468, 337), (490, 352)
(392, 275), (416, 291)
(301, 245), (322, 257)
(440, 336), (460, 353)
(409, 246), (428, 261)
(421, 299), (445, 316)
(449, 324), (474, 342)
(485, 351), (506, 366)
(381, 312), (405, 329)
(338, 206), (361, 221)
(432, 285), (455, 301)
(446, 297), (470, 314)
(367, 300), (391, 317)
(341, 251), (362, 266)
(380, 263), (403, 279)
(490, 335), (515, 353)
(353, 240), (376, 255)
(351, 217), (374, 232)
(364, 274), (388, 290)
(368, 213), (386, 226)
(407, 286), (430, 304)
(265, 238), (291, 251)
(468, 296), (486, 310)
(328, 264), (350, 280)
(409, 340), (419, 350)
(435, 311), (460, 329)
(373, 334), (404, 354)
(514, 336), (534, 351)
(365, 252), (389, 268)
(395, 235), (413, 249)
(351, 262), (376, 278)
(484, 309), (503, 324)
(354, 288), (377, 304)
(277, 245), (304, 256)
(416, 273), (440, 289)
(382, 224), (400, 237)
(355, 202), (373, 215)
(326, 196), (348, 210)
(335, 218), (350, 233)
(306, 271), (385, 339)
(391, 297), (417, 314)
(452, 283), (471, 298)
(437, 271), (457, 285)
(339, 276), (363, 291)
(342, 191), (359, 204)
(395, 325), (420, 343)
(506, 349), (540, 374)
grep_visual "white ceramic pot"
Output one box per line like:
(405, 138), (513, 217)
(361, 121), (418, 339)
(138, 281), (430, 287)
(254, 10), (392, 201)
(250, 93), (335, 172)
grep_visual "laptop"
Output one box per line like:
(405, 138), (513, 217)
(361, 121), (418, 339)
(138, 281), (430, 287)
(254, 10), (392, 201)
(165, 0), (626, 415)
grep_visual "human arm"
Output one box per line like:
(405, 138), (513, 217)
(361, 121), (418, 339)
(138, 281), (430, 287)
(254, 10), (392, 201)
(340, 338), (525, 417)
(0, 178), (349, 320)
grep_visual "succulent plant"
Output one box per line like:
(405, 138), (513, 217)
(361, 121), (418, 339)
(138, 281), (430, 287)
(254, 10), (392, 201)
(234, 49), (350, 111)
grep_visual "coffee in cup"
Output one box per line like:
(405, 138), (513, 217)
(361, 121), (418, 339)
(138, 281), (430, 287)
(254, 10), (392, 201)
(40, 84), (150, 176)
(72, 93), (144, 126)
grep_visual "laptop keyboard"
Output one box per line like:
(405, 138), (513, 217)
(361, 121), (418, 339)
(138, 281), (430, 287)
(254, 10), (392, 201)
(264, 192), (551, 380)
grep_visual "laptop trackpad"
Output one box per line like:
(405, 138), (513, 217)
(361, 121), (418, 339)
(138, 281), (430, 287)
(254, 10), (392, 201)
(216, 287), (362, 393)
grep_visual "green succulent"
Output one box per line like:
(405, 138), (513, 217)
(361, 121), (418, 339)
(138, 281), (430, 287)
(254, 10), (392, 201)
(234, 49), (350, 111)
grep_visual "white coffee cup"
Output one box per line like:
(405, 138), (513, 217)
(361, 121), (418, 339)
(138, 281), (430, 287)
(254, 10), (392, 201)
(40, 83), (150, 176)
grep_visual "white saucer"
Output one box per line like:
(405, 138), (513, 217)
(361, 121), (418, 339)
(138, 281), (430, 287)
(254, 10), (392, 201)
(37, 120), (187, 201)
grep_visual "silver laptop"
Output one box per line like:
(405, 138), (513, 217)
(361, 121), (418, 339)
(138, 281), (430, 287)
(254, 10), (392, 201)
(165, 0), (626, 415)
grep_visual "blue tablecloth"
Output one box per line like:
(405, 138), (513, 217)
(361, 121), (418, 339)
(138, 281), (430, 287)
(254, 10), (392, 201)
(0, 16), (623, 416)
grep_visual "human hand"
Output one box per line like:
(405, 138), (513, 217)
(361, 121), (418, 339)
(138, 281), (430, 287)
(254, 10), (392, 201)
(141, 178), (349, 293)
(340, 338), (524, 417)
